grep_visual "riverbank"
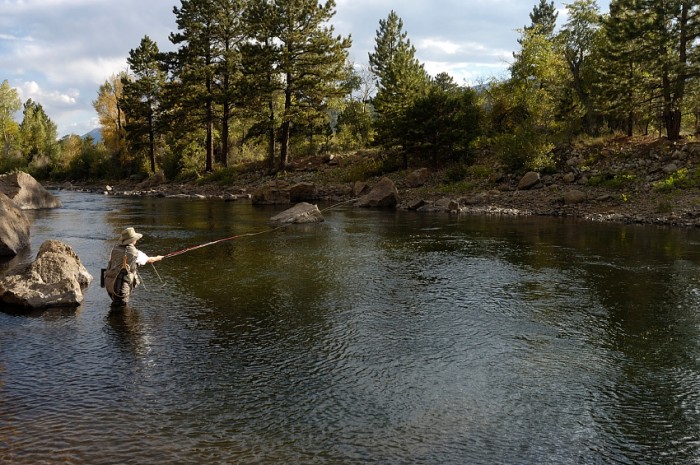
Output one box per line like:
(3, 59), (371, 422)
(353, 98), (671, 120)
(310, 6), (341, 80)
(56, 136), (700, 228)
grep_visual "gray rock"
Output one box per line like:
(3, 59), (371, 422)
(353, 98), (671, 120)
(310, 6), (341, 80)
(353, 181), (370, 196)
(289, 182), (317, 202)
(270, 202), (324, 225)
(563, 172), (577, 184)
(405, 168), (430, 188)
(0, 240), (92, 310)
(517, 172), (540, 190)
(562, 190), (587, 205)
(356, 177), (399, 208)
(0, 171), (62, 209)
(0, 192), (30, 257)
(407, 199), (426, 210)
(662, 163), (678, 174)
(251, 181), (291, 205)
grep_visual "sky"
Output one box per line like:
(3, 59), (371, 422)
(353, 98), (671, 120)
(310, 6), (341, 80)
(0, 0), (610, 138)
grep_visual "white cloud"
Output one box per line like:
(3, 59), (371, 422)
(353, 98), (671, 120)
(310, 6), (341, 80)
(420, 38), (462, 55)
(0, 0), (611, 136)
(16, 81), (78, 107)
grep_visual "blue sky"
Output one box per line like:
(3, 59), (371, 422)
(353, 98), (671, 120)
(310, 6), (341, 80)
(0, 0), (610, 137)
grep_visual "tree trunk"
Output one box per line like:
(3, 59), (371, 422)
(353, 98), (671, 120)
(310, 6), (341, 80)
(148, 111), (156, 173)
(268, 99), (276, 174)
(222, 103), (230, 168)
(280, 78), (293, 172)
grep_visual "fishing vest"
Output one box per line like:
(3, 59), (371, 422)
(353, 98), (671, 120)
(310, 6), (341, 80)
(104, 244), (141, 295)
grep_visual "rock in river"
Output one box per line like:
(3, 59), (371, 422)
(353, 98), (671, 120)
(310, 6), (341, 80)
(270, 202), (324, 225)
(0, 191), (30, 257)
(0, 171), (63, 209)
(0, 240), (92, 311)
(356, 177), (399, 208)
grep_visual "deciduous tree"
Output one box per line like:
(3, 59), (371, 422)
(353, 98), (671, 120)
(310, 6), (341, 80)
(0, 80), (21, 158)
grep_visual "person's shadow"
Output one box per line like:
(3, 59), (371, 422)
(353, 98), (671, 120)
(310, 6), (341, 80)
(105, 305), (148, 358)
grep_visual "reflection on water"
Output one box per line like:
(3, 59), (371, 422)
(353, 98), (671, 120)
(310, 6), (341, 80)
(2, 191), (700, 464)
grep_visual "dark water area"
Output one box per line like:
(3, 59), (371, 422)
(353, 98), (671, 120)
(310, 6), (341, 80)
(2, 191), (700, 464)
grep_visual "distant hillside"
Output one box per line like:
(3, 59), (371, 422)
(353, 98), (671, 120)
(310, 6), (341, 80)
(82, 128), (102, 143)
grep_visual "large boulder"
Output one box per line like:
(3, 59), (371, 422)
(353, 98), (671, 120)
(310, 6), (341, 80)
(356, 177), (399, 208)
(517, 171), (540, 190)
(252, 181), (291, 205)
(0, 192), (30, 257)
(405, 168), (430, 188)
(0, 240), (92, 311)
(562, 190), (587, 205)
(270, 202), (324, 225)
(289, 182), (318, 202)
(0, 171), (63, 209)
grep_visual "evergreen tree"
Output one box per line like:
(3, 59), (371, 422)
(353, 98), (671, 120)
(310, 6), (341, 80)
(170, 0), (218, 172)
(603, 0), (700, 139)
(557, 0), (602, 134)
(241, 0), (282, 172)
(402, 77), (480, 166)
(525, 0), (558, 37)
(273, 0), (351, 171)
(211, 0), (248, 168)
(368, 10), (429, 157)
(122, 35), (167, 173)
(596, 0), (649, 135)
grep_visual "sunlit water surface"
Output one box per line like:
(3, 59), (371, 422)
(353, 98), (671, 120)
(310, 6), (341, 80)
(2, 191), (700, 464)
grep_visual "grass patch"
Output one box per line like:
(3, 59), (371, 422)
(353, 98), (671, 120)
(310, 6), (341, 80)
(651, 168), (700, 192)
(587, 172), (637, 188)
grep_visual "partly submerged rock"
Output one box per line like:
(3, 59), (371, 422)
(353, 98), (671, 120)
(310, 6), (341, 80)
(0, 240), (92, 311)
(0, 171), (63, 209)
(0, 191), (30, 257)
(270, 202), (324, 225)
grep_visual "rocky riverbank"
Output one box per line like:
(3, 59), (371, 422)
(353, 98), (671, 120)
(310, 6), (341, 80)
(56, 136), (700, 228)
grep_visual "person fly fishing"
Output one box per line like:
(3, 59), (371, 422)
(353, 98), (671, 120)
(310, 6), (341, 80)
(104, 227), (163, 306)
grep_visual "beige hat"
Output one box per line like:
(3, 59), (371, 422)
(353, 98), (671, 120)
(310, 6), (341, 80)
(120, 227), (143, 245)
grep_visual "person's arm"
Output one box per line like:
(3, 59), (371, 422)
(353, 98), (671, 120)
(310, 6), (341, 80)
(135, 250), (163, 266)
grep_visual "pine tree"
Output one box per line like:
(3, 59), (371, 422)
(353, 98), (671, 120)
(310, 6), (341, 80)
(596, 0), (649, 135)
(272, 0), (351, 171)
(526, 0), (558, 37)
(368, 10), (429, 155)
(558, 0), (602, 134)
(211, 0), (247, 168)
(602, 0), (700, 139)
(170, 0), (218, 172)
(122, 35), (167, 173)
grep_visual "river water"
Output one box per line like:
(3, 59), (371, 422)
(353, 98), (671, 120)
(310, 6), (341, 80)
(2, 190), (700, 464)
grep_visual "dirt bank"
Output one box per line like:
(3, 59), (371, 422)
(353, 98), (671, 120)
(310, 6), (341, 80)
(57, 137), (700, 228)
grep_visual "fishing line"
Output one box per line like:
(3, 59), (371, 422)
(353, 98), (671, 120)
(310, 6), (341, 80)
(159, 198), (359, 260)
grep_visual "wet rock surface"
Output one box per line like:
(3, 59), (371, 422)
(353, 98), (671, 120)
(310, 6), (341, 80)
(0, 192), (30, 257)
(0, 171), (63, 209)
(0, 240), (92, 311)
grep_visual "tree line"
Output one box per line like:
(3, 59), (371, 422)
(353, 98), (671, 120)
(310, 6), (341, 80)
(1, 0), (699, 182)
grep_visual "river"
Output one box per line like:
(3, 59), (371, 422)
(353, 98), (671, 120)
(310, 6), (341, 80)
(2, 190), (700, 464)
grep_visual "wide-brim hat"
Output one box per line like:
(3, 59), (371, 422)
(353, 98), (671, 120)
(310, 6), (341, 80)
(120, 227), (143, 245)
